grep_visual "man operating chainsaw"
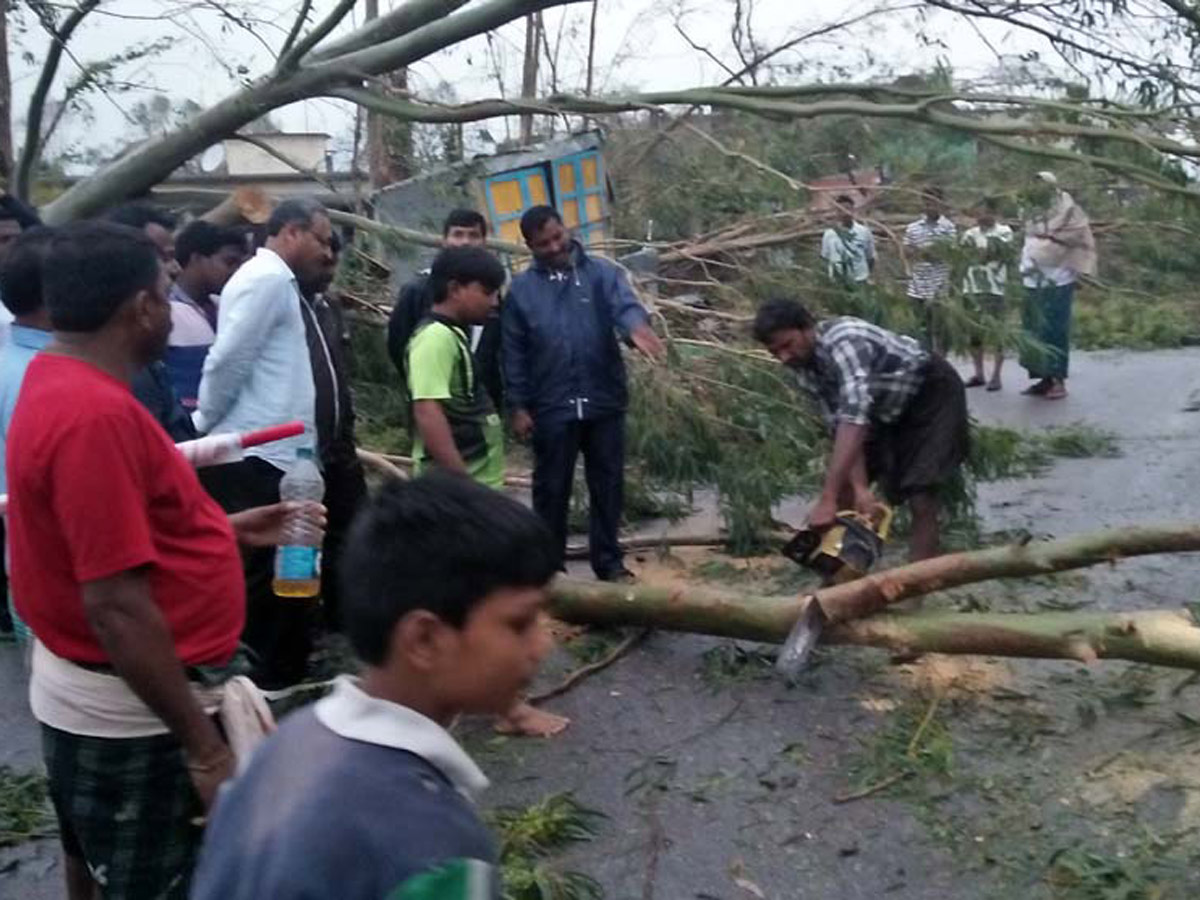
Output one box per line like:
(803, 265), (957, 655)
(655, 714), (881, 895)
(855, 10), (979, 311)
(753, 299), (968, 561)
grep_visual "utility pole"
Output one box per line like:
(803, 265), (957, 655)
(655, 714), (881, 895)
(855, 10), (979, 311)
(364, 0), (412, 188)
(519, 13), (541, 146)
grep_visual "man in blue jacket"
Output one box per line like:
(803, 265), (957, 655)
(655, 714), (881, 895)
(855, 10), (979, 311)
(503, 205), (663, 581)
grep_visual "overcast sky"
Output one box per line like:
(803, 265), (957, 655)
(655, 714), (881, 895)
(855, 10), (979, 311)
(8, 0), (1052, 170)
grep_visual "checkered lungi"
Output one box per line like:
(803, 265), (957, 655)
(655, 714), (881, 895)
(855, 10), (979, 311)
(41, 723), (202, 899)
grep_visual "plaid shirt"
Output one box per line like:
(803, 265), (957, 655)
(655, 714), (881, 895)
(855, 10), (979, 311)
(792, 317), (929, 428)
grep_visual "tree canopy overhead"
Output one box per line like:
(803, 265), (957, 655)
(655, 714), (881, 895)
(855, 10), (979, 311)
(9, 0), (1200, 218)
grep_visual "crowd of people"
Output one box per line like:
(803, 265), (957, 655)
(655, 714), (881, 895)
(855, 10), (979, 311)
(0, 193), (671, 898)
(0, 173), (1094, 899)
(821, 171), (1097, 399)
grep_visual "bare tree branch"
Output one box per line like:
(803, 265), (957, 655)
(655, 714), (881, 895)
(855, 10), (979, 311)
(308, 0), (472, 63)
(276, 0), (356, 71)
(15, 0), (101, 201)
(673, 22), (740, 83)
(42, 0), (590, 222)
(202, 0), (277, 59)
(276, 0), (314, 63)
(332, 83), (1200, 161)
(228, 133), (346, 196)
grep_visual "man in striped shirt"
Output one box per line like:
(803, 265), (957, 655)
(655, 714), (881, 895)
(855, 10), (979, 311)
(903, 188), (957, 348)
(754, 300), (968, 560)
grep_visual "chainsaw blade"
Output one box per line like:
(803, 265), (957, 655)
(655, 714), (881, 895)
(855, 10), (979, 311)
(775, 598), (825, 678)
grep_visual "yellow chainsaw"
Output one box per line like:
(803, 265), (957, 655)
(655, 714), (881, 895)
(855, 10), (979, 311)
(776, 506), (893, 676)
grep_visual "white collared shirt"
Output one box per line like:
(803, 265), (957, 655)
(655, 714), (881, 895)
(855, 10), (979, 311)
(195, 247), (316, 470)
(315, 676), (489, 800)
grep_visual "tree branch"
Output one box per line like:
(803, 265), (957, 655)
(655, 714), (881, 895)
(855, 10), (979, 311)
(813, 523), (1200, 623)
(309, 0), (471, 63)
(922, 0), (1200, 96)
(548, 579), (1200, 671)
(15, 0), (101, 201)
(328, 208), (526, 254)
(333, 82), (1200, 167)
(276, 0), (356, 71)
(42, 0), (588, 222)
(276, 0), (314, 63)
(227, 133), (345, 196)
(312, 0), (590, 80)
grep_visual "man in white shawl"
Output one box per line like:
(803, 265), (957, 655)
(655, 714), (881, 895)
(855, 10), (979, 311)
(1018, 171), (1097, 400)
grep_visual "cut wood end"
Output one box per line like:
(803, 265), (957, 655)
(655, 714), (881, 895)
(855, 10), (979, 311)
(1104, 618), (1138, 637)
(1065, 639), (1099, 663)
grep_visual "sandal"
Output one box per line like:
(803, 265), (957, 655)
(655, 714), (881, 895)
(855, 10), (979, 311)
(1021, 379), (1050, 396)
(964, 375), (986, 388)
(1044, 382), (1068, 400)
(986, 379), (1002, 392)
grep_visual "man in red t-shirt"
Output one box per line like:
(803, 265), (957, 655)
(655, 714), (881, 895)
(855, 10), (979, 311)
(6, 221), (306, 900)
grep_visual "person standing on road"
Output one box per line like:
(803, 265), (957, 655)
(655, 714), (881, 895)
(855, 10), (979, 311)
(903, 187), (956, 350)
(820, 194), (875, 287)
(388, 208), (503, 411)
(195, 198), (332, 691)
(0, 194), (43, 346)
(407, 245), (567, 737)
(0, 227), (55, 647)
(297, 230), (368, 635)
(7, 221), (298, 900)
(1018, 172), (1096, 401)
(753, 299), (968, 562)
(0, 195), (41, 640)
(502, 205), (664, 583)
(961, 198), (1014, 391)
(105, 204), (199, 443)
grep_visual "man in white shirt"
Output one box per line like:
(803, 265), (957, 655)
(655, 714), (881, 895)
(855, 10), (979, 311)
(960, 198), (1014, 391)
(903, 187), (957, 349)
(820, 194), (875, 286)
(196, 198), (333, 690)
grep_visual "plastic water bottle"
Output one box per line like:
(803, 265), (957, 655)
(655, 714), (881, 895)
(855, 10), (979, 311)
(272, 447), (325, 598)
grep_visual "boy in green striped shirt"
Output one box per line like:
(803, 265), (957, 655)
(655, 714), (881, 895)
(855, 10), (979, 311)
(407, 246), (506, 487)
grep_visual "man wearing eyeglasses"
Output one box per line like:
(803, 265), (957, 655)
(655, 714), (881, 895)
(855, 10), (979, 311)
(195, 198), (331, 691)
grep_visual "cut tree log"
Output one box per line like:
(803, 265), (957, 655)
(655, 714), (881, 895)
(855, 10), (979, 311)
(546, 524), (1200, 670)
(811, 524), (1200, 623)
(547, 582), (1200, 670)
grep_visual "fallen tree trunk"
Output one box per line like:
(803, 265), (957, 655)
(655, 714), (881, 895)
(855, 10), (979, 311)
(547, 581), (1200, 670)
(812, 524), (1200, 623)
(828, 609), (1200, 668)
(547, 524), (1200, 670)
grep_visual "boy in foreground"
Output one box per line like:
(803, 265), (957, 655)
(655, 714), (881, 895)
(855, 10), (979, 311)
(191, 472), (559, 899)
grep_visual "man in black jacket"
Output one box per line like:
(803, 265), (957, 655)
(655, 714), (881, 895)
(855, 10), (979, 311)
(503, 206), (663, 582)
(387, 209), (503, 410)
(299, 231), (368, 632)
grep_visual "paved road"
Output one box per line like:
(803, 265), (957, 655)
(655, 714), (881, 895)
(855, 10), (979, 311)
(4, 348), (1200, 899)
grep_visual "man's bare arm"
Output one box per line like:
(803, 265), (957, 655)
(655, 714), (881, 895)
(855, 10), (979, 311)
(81, 570), (232, 807)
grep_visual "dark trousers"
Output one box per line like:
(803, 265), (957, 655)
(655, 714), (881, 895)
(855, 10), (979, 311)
(318, 452), (368, 632)
(199, 457), (310, 690)
(532, 414), (625, 578)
